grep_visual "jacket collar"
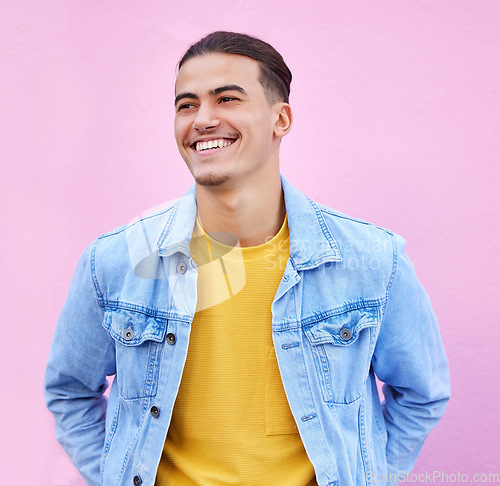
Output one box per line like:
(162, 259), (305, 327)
(155, 185), (197, 259)
(155, 175), (342, 269)
(281, 175), (342, 269)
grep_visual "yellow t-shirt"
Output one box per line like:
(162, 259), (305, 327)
(155, 216), (316, 485)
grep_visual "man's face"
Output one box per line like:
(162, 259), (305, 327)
(174, 53), (286, 188)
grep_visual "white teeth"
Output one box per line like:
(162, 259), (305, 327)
(195, 139), (234, 151)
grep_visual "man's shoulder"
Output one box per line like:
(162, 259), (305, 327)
(84, 197), (185, 278)
(282, 177), (397, 256)
(317, 201), (389, 228)
(313, 200), (397, 252)
(98, 198), (181, 244)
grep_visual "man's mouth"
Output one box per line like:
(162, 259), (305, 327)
(192, 138), (237, 152)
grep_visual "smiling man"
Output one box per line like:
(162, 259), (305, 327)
(173, 44), (292, 248)
(45, 32), (450, 486)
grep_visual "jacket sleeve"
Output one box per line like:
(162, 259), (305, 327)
(44, 241), (116, 486)
(371, 233), (450, 484)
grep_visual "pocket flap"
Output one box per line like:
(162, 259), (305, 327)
(304, 306), (379, 346)
(103, 308), (167, 346)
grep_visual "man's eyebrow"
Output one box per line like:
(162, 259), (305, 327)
(210, 85), (247, 96)
(174, 92), (198, 106)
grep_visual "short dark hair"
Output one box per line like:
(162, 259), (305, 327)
(178, 31), (292, 104)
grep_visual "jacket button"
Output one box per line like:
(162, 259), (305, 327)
(177, 262), (187, 274)
(340, 328), (352, 341)
(166, 333), (176, 345)
(133, 476), (142, 485)
(123, 328), (134, 341)
(150, 405), (160, 418)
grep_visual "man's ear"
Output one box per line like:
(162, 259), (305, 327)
(273, 103), (293, 139)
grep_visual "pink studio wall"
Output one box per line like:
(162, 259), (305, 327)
(1, 1), (499, 484)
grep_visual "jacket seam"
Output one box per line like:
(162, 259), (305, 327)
(90, 239), (105, 309)
(299, 330), (337, 481)
(380, 233), (399, 325)
(101, 301), (190, 322)
(273, 298), (386, 332)
(300, 299), (385, 327)
(358, 397), (372, 485)
(101, 399), (120, 479)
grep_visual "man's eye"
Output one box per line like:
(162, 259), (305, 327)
(219, 96), (237, 103)
(177, 103), (195, 111)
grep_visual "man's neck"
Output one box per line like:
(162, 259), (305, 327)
(195, 173), (285, 247)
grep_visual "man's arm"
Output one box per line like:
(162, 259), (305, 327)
(44, 242), (116, 486)
(372, 233), (450, 483)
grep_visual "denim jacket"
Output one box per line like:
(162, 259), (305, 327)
(44, 176), (449, 486)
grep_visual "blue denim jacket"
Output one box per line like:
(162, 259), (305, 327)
(44, 176), (449, 486)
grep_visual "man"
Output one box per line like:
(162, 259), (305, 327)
(45, 31), (450, 486)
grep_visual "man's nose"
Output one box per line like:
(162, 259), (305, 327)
(193, 103), (220, 131)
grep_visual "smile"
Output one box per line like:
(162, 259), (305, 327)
(193, 139), (236, 152)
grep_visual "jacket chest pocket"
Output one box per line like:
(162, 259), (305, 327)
(303, 306), (380, 404)
(103, 309), (167, 400)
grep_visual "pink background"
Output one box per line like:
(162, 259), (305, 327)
(2, 1), (499, 484)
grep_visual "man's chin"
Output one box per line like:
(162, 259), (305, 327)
(194, 173), (231, 187)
